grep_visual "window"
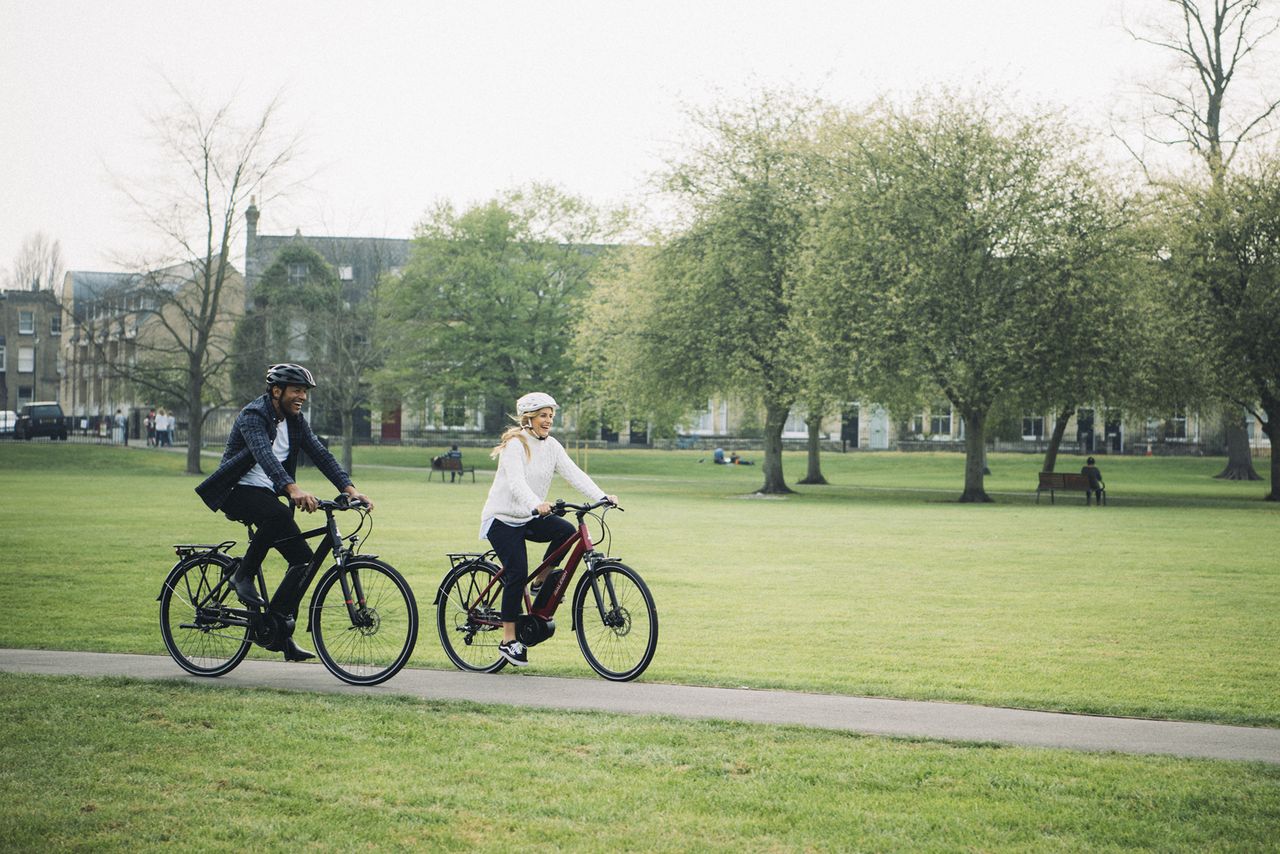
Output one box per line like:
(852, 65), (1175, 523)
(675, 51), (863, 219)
(1022, 412), (1044, 439)
(691, 400), (717, 434)
(287, 318), (309, 360)
(443, 399), (466, 427)
(18, 311), (34, 334)
(783, 408), (807, 435)
(17, 386), (33, 407)
(18, 346), (34, 372)
(0, 342), (5, 371)
(50, 313), (61, 335)
(287, 262), (308, 285)
(339, 265), (354, 282)
(1166, 407), (1187, 440)
(911, 410), (926, 436)
(930, 403), (952, 436)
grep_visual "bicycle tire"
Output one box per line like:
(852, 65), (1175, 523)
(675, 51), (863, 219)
(572, 561), (657, 682)
(310, 558), (419, 686)
(159, 552), (252, 677)
(436, 559), (507, 673)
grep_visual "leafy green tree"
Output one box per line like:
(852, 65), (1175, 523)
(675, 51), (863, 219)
(1017, 193), (1156, 473)
(1168, 159), (1280, 499)
(381, 185), (608, 431)
(599, 92), (821, 493)
(1126, 0), (1280, 479)
(804, 95), (1122, 501)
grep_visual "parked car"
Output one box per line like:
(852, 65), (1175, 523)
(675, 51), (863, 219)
(0, 410), (16, 437)
(15, 401), (68, 440)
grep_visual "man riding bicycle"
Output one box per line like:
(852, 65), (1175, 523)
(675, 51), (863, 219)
(195, 363), (374, 661)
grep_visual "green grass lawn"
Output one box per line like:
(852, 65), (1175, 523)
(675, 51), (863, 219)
(3, 674), (1277, 852)
(1, 442), (1277, 726)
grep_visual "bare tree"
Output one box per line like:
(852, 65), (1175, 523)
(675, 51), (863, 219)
(6, 232), (65, 291)
(1125, 0), (1280, 479)
(113, 84), (300, 475)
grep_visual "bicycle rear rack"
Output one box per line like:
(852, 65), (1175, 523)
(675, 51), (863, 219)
(172, 540), (238, 558)
(447, 551), (496, 569)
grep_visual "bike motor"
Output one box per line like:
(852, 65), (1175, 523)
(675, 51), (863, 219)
(515, 614), (556, 647)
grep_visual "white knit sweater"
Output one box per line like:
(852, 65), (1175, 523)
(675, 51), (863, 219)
(479, 431), (605, 538)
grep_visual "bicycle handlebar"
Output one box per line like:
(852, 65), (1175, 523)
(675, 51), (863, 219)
(318, 495), (369, 512)
(550, 497), (621, 517)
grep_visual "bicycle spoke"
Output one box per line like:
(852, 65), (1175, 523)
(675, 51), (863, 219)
(160, 555), (251, 677)
(312, 560), (418, 686)
(574, 563), (657, 682)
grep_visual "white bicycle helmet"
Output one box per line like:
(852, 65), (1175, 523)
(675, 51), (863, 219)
(516, 392), (558, 415)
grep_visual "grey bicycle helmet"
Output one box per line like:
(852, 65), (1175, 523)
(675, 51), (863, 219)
(266, 363), (317, 388)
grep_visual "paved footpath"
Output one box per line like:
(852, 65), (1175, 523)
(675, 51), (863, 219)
(3, 648), (1278, 764)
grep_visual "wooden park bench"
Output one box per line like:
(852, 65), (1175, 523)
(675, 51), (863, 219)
(1036, 471), (1105, 505)
(429, 455), (475, 483)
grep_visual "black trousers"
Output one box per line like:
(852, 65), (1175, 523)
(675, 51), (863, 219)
(221, 486), (315, 613)
(487, 515), (575, 622)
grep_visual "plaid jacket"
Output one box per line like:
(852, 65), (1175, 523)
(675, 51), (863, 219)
(195, 393), (352, 511)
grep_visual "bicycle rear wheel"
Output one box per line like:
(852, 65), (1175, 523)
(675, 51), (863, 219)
(311, 558), (419, 686)
(436, 559), (507, 673)
(573, 561), (658, 682)
(159, 553), (251, 677)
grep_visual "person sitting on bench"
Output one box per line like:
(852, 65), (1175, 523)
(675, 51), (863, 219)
(1080, 456), (1105, 506)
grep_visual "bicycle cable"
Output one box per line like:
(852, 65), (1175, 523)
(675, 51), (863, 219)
(590, 507), (613, 556)
(342, 503), (373, 555)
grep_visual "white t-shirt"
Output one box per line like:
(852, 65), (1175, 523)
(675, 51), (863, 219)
(237, 421), (290, 490)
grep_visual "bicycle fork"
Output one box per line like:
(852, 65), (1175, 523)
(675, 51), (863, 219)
(580, 562), (625, 630)
(335, 566), (373, 628)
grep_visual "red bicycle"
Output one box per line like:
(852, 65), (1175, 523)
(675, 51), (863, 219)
(434, 498), (658, 681)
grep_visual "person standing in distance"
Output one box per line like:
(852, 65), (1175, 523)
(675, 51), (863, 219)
(480, 392), (618, 667)
(195, 363), (374, 661)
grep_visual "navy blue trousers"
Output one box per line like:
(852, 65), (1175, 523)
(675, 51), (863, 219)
(487, 515), (575, 621)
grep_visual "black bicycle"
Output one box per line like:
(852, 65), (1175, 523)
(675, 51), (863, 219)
(159, 495), (418, 686)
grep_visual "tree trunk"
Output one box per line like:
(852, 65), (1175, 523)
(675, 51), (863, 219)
(757, 400), (794, 495)
(797, 412), (828, 485)
(185, 374), (203, 475)
(1261, 399), (1279, 501)
(1041, 405), (1074, 473)
(1215, 414), (1261, 480)
(959, 408), (992, 503)
(341, 409), (355, 475)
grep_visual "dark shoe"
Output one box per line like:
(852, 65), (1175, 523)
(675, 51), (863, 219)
(282, 637), (315, 662)
(231, 572), (266, 608)
(498, 640), (529, 667)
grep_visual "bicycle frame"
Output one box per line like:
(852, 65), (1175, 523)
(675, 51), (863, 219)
(458, 501), (607, 627)
(167, 499), (372, 638)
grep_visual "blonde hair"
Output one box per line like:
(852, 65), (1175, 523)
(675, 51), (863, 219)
(491, 415), (533, 460)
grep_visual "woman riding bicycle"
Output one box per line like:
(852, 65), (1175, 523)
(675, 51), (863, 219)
(481, 392), (617, 667)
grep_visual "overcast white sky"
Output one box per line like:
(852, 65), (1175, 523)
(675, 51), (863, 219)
(2, 0), (1178, 276)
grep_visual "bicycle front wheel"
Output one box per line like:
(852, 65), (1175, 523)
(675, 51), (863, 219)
(573, 561), (658, 681)
(159, 552), (251, 677)
(436, 559), (507, 673)
(310, 558), (419, 686)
